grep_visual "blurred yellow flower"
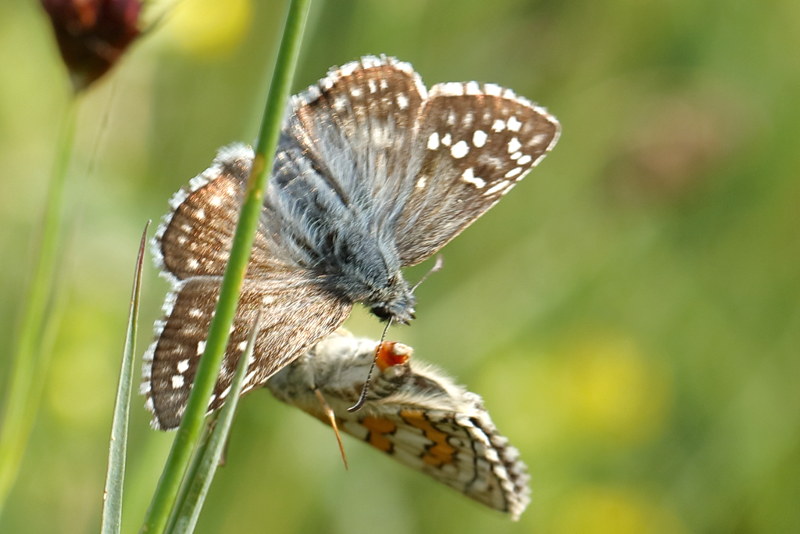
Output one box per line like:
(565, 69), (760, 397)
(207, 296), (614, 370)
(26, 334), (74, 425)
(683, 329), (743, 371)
(557, 332), (671, 445)
(162, 0), (252, 58)
(552, 485), (687, 534)
(475, 331), (670, 453)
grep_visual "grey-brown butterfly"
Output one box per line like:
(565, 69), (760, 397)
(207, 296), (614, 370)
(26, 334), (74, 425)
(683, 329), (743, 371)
(142, 55), (560, 429)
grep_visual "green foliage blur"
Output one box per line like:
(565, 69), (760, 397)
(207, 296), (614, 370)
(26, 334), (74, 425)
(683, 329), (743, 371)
(1, 0), (798, 532)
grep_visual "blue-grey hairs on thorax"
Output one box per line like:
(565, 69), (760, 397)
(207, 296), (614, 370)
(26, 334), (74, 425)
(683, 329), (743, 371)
(265, 131), (417, 323)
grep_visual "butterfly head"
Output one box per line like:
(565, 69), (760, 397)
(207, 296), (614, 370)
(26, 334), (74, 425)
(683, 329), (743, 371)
(367, 274), (416, 324)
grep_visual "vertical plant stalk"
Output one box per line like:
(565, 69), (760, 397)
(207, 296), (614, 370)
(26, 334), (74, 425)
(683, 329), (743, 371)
(141, 0), (312, 531)
(101, 222), (150, 534)
(167, 312), (263, 534)
(0, 99), (78, 517)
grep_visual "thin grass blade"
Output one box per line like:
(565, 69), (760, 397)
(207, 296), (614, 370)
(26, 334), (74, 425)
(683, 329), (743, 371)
(0, 99), (77, 517)
(101, 222), (150, 533)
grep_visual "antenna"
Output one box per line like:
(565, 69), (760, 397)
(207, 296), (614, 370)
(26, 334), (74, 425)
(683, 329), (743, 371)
(412, 255), (444, 292)
(347, 256), (444, 413)
(347, 319), (392, 412)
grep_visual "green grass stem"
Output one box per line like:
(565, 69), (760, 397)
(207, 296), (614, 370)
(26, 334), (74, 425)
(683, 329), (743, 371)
(0, 99), (78, 517)
(140, 1), (311, 531)
(167, 314), (263, 534)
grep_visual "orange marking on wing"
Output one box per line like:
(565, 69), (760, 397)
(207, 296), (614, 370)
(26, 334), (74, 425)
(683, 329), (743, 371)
(376, 341), (411, 371)
(361, 416), (397, 453)
(400, 409), (457, 467)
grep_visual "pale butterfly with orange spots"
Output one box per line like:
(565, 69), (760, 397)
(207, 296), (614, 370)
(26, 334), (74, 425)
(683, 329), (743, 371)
(266, 330), (530, 520)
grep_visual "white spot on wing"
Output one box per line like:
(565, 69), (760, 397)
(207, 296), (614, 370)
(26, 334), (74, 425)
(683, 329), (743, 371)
(177, 359), (190, 373)
(441, 133), (452, 146)
(507, 116), (522, 132)
(169, 189), (188, 210)
(187, 258), (199, 270)
(209, 195), (222, 207)
(416, 176), (427, 189)
(472, 130), (487, 148)
(461, 168), (486, 188)
(484, 84), (502, 96)
(450, 140), (469, 159)
(237, 341), (247, 352)
(396, 94), (409, 109)
(243, 370), (257, 386)
(517, 154), (532, 165)
(171, 375), (184, 389)
(197, 340), (206, 355)
(441, 82), (464, 96)
(427, 132), (440, 150)
(508, 137), (522, 153)
(485, 180), (510, 196)
(530, 133), (549, 146)
(189, 307), (203, 318)
(504, 167), (523, 179)
(492, 119), (506, 132)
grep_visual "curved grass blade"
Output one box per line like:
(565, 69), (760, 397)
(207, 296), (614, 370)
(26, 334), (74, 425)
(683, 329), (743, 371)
(101, 221), (150, 534)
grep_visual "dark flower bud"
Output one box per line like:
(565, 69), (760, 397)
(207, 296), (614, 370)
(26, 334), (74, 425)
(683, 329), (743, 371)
(41, 0), (142, 92)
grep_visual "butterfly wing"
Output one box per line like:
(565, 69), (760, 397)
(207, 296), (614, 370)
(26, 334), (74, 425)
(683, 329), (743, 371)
(284, 56), (425, 221)
(282, 56), (560, 267)
(145, 145), (352, 430)
(395, 83), (560, 266)
(144, 277), (350, 430)
(154, 144), (287, 280)
(373, 406), (530, 521)
(267, 332), (530, 519)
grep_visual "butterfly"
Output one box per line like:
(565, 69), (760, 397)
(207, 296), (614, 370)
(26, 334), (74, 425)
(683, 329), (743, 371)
(142, 55), (560, 429)
(266, 330), (531, 520)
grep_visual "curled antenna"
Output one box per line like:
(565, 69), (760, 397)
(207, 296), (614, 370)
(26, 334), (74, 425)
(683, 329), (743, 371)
(347, 319), (391, 412)
(347, 256), (444, 413)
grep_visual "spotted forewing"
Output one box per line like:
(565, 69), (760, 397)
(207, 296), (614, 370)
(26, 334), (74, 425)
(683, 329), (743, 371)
(143, 148), (351, 429)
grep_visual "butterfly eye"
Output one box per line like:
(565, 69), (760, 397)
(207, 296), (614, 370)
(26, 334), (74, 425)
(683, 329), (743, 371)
(370, 305), (393, 321)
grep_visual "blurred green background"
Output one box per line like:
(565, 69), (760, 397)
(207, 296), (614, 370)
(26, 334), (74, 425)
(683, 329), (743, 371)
(2, 0), (799, 532)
